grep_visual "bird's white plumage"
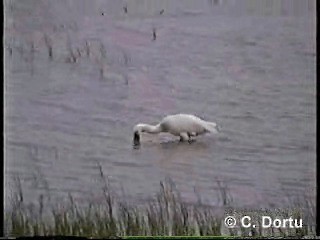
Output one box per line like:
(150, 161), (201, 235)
(133, 113), (218, 145)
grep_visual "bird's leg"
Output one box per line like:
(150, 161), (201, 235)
(187, 132), (197, 144)
(179, 132), (189, 142)
(187, 132), (193, 144)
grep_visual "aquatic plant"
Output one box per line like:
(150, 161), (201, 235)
(4, 168), (315, 238)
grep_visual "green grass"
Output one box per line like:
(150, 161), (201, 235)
(4, 167), (316, 238)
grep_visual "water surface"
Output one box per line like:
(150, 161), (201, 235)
(5, 0), (316, 210)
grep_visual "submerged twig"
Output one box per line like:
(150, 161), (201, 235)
(152, 28), (157, 41)
(85, 41), (90, 58)
(66, 35), (77, 63)
(123, 5), (127, 14)
(100, 43), (106, 59)
(44, 34), (53, 60)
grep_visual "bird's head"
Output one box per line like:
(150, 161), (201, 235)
(133, 130), (140, 146)
(132, 124), (145, 146)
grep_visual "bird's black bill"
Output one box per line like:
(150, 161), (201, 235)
(133, 132), (140, 146)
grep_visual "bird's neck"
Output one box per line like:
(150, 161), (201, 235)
(141, 124), (162, 134)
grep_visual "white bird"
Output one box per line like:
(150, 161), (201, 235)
(133, 113), (219, 146)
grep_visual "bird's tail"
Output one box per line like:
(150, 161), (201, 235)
(203, 121), (219, 133)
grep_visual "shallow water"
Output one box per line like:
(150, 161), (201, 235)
(5, 0), (316, 210)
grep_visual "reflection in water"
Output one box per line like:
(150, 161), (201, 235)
(157, 140), (211, 166)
